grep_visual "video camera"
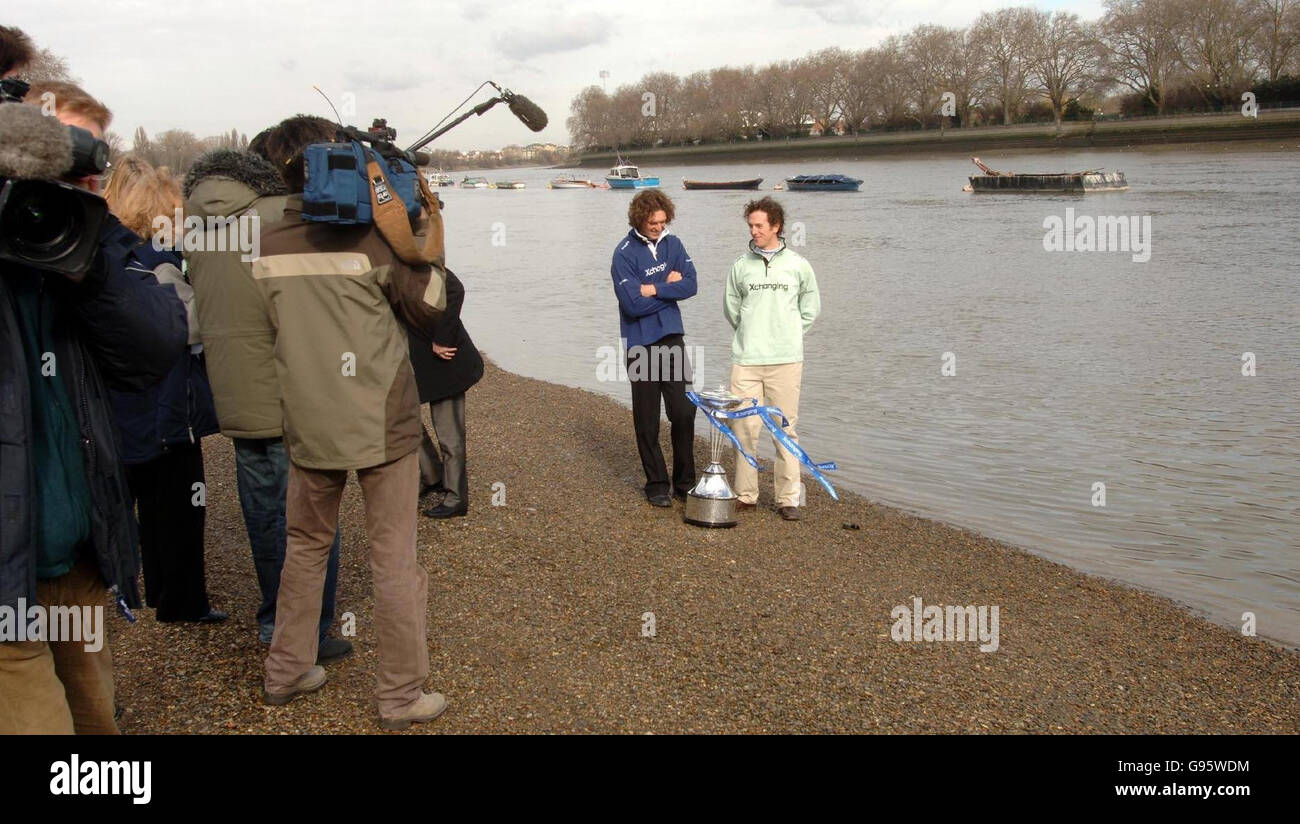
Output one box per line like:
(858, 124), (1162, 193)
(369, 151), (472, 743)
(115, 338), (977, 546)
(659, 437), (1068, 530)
(303, 119), (434, 226)
(0, 77), (112, 276)
(302, 82), (547, 265)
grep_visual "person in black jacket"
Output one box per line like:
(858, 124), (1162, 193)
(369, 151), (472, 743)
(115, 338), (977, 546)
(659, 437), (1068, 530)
(0, 82), (188, 734)
(104, 157), (223, 623)
(408, 269), (483, 518)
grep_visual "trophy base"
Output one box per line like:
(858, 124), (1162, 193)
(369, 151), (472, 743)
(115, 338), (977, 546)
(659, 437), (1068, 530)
(684, 494), (737, 528)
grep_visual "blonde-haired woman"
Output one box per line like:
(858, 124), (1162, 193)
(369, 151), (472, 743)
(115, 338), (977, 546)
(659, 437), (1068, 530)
(104, 156), (223, 623)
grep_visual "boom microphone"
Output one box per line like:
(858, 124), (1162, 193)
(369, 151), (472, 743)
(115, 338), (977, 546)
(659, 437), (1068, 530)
(0, 102), (74, 179)
(502, 91), (548, 132)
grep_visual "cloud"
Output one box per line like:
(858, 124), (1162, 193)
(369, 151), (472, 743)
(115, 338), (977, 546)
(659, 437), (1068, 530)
(461, 1), (491, 21)
(784, 0), (890, 26)
(342, 69), (421, 93)
(493, 15), (610, 60)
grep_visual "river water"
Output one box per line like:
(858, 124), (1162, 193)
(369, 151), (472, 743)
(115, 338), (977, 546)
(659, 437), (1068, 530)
(438, 147), (1299, 648)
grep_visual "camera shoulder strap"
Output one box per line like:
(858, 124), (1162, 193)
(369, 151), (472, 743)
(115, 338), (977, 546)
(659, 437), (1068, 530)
(363, 148), (445, 268)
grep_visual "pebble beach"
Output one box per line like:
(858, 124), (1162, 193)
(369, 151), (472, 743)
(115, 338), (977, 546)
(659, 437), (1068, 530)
(110, 359), (1300, 734)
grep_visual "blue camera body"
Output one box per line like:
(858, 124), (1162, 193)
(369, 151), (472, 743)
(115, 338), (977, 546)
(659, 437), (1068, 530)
(302, 141), (421, 225)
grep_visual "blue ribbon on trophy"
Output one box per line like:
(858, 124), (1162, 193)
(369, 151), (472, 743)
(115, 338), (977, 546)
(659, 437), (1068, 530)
(686, 390), (838, 501)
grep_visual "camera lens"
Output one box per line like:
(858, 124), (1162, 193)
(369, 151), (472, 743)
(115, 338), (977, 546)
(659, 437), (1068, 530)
(0, 181), (80, 263)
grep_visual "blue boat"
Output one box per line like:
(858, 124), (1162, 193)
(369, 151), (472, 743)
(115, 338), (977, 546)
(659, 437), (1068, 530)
(605, 156), (660, 189)
(785, 174), (863, 192)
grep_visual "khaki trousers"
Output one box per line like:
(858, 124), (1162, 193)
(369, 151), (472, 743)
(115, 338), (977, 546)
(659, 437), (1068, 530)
(264, 449), (429, 715)
(730, 361), (804, 508)
(0, 557), (118, 734)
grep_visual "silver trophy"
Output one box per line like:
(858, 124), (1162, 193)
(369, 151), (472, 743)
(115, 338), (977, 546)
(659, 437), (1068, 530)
(685, 387), (748, 528)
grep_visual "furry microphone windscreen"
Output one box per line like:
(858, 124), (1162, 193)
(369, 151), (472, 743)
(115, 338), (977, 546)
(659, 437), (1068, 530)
(0, 103), (74, 179)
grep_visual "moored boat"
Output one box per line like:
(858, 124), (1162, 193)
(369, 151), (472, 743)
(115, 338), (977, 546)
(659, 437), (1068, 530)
(460, 176), (489, 188)
(682, 177), (763, 190)
(425, 170), (453, 187)
(549, 177), (593, 189)
(966, 157), (1128, 193)
(605, 155), (660, 189)
(785, 173), (863, 192)
(492, 181), (526, 189)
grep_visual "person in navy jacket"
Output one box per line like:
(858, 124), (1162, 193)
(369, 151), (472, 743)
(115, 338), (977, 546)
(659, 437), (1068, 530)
(103, 158), (222, 623)
(610, 190), (698, 506)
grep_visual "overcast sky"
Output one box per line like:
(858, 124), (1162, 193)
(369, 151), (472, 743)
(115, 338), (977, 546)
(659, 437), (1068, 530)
(11, 0), (1102, 152)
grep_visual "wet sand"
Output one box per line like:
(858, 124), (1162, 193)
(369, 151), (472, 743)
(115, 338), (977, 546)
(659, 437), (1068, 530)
(110, 359), (1299, 733)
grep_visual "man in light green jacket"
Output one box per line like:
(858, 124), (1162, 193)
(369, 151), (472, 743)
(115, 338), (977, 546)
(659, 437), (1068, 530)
(723, 197), (820, 521)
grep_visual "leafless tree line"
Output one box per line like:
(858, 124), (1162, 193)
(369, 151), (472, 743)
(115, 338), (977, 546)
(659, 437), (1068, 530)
(121, 127), (249, 175)
(568, 0), (1300, 149)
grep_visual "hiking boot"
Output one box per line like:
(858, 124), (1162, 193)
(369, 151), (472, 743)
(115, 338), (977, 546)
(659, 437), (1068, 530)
(778, 506), (801, 521)
(736, 501), (757, 511)
(316, 638), (353, 664)
(379, 691), (449, 730)
(263, 665), (327, 706)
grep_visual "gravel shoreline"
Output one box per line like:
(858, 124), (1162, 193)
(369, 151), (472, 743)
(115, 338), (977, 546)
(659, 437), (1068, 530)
(111, 358), (1299, 734)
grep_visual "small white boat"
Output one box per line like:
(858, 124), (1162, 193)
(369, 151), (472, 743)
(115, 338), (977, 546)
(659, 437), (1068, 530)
(549, 177), (594, 189)
(605, 155), (660, 189)
(492, 181), (526, 189)
(425, 170), (453, 187)
(460, 176), (489, 189)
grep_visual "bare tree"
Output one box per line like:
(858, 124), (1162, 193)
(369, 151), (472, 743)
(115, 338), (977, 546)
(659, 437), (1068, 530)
(709, 66), (754, 141)
(144, 129), (206, 174)
(1101, 0), (1187, 114)
(804, 47), (850, 133)
(870, 36), (917, 128)
(103, 131), (125, 168)
(566, 85), (612, 149)
(639, 71), (681, 145)
(839, 49), (877, 133)
(971, 7), (1041, 124)
(941, 27), (986, 126)
(20, 46), (76, 83)
(1032, 13), (1107, 126)
(903, 24), (953, 127)
(1251, 0), (1300, 81)
(678, 71), (714, 142)
(1175, 0), (1261, 108)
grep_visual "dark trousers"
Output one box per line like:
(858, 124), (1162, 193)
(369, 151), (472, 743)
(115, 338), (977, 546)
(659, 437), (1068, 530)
(127, 443), (212, 622)
(418, 395), (468, 510)
(628, 334), (697, 496)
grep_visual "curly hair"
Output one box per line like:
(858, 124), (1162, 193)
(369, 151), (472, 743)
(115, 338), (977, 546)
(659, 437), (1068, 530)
(744, 196), (785, 234)
(0, 25), (34, 77)
(627, 189), (675, 231)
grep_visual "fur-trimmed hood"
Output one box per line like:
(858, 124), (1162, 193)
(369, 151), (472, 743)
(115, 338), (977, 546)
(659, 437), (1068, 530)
(183, 149), (288, 219)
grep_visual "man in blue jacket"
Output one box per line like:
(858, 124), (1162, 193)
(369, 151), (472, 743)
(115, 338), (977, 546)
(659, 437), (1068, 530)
(610, 190), (698, 507)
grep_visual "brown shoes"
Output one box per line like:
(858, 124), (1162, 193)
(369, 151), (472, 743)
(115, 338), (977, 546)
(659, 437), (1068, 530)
(778, 506), (802, 521)
(263, 665), (328, 706)
(379, 691), (449, 730)
(736, 501), (757, 511)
